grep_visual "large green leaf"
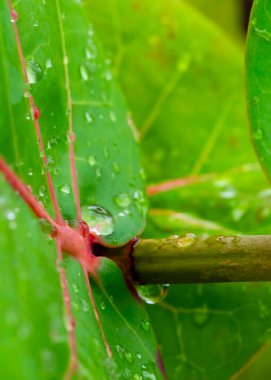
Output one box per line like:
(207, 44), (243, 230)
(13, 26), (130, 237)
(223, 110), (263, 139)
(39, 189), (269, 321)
(0, 0), (147, 246)
(87, 0), (271, 379)
(246, 0), (271, 181)
(0, 0), (162, 379)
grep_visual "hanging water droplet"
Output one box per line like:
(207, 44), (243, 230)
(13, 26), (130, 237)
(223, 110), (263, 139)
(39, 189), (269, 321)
(100, 301), (106, 310)
(81, 205), (114, 236)
(26, 61), (43, 84)
(85, 111), (93, 123)
(88, 155), (96, 166)
(136, 353), (142, 360)
(114, 193), (131, 208)
(80, 64), (89, 81)
(60, 184), (71, 194)
(136, 284), (169, 305)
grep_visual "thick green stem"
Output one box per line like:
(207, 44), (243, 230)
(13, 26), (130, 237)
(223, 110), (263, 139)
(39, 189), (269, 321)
(132, 235), (271, 284)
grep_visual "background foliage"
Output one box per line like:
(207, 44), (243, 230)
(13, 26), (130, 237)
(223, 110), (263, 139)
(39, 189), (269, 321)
(1, 0), (271, 379)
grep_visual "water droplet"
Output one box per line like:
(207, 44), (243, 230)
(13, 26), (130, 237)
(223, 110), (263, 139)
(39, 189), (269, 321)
(80, 64), (89, 81)
(81, 299), (89, 312)
(85, 111), (93, 123)
(140, 320), (151, 332)
(136, 353), (142, 360)
(81, 205), (114, 236)
(60, 184), (71, 194)
(11, 9), (18, 23)
(33, 20), (39, 27)
(33, 106), (40, 120)
(26, 61), (43, 84)
(39, 185), (46, 197)
(133, 375), (143, 380)
(142, 370), (157, 380)
(254, 128), (263, 140)
(192, 304), (211, 327)
(88, 155), (96, 166)
(114, 193), (131, 208)
(255, 27), (271, 42)
(136, 284), (169, 305)
(113, 162), (120, 174)
(219, 187), (237, 199)
(72, 283), (79, 293)
(177, 233), (197, 248)
(39, 218), (52, 234)
(109, 110), (117, 122)
(115, 344), (124, 360)
(96, 168), (101, 177)
(125, 351), (134, 363)
(104, 69), (112, 81)
(100, 301), (106, 310)
(46, 59), (53, 69)
(6, 211), (15, 221)
(63, 55), (69, 65)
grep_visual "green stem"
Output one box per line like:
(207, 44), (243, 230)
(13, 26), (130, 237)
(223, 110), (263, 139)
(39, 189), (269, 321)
(132, 235), (271, 284)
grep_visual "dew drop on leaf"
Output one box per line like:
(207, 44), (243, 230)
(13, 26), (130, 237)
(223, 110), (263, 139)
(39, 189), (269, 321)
(140, 320), (151, 332)
(46, 59), (53, 69)
(136, 284), (169, 305)
(88, 155), (96, 166)
(60, 184), (71, 194)
(85, 111), (93, 123)
(72, 283), (79, 293)
(81, 205), (114, 236)
(125, 351), (134, 363)
(114, 193), (131, 208)
(80, 64), (89, 81)
(26, 61), (43, 84)
(109, 110), (117, 122)
(191, 304), (211, 327)
(115, 344), (124, 360)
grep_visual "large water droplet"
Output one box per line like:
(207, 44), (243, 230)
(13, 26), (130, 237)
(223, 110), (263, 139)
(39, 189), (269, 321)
(136, 284), (169, 304)
(114, 193), (131, 208)
(81, 205), (114, 236)
(26, 61), (43, 84)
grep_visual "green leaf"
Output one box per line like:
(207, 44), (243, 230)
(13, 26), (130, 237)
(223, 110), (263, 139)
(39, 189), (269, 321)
(0, 1), (162, 379)
(246, 0), (271, 181)
(0, 0), (147, 246)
